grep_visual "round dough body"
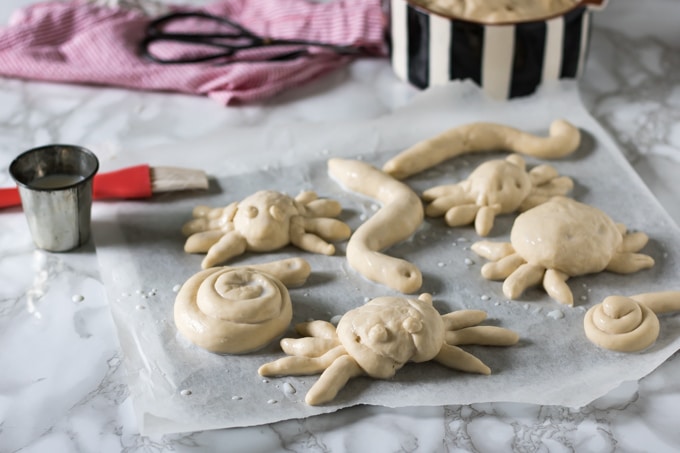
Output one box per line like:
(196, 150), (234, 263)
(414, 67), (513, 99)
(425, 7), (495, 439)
(174, 267), (292, 354)
(336, 296), (444, 379)
(511, 197), (622, 277)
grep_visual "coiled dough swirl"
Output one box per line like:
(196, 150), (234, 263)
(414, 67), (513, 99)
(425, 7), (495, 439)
(174, 259), (310, 354)
(584, 291), (680, 352)
(583, 295), (659, 352)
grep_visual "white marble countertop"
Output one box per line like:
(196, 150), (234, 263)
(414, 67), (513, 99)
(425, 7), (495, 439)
(1, 0), (679, 451)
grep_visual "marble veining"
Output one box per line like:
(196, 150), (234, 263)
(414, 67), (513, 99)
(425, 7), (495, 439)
(1, 0), (679, 451)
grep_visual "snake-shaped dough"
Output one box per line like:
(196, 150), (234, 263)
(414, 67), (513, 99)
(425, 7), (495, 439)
(174, 258), (311, 354)
(382, 119), (581, 180)
(583, 291), (680, 352)
(328, 158), (424, 293)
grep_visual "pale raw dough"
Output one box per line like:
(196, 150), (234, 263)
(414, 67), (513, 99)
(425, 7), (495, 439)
(510, 196), (621, 276)
(423, 154), (573, 236)
(327, 158), (424, 293)
(472, 197), (655, 305)
(412, 0), (580, 23)
(336, 294), (446, 378)
(383, 119), (580, 180)
(182, 190), (351, 268)
(259, 293), (519, 405)
(584, 291), (680, 352)
(174, 258), (311, 354)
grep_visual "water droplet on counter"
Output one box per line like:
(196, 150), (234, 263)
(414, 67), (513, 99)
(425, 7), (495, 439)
(262, 379), (270, 384)
(547, 310), (564, 320)
(72, 294), (84, 303)
(464, 258), (474, 265)
(180, 389), (192, 396)
(135, 305), (146, 311)
(480, 294), (490, 301)
(283, 382), (296, 395)
(437, 262), (445, 268)
(267, 399), (278, 404)
(232, 395), (242, 401)
(172, 284), (181, 292)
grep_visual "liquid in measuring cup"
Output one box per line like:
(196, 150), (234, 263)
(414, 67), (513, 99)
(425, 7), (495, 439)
(29, 174), (86, 189)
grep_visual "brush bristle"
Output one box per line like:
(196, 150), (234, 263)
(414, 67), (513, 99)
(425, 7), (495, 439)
(150, 166), (209, 193)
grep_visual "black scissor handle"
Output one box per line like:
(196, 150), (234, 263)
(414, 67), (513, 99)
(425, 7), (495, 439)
(140, 11), (365, 64)
(141, 11), (267, 64)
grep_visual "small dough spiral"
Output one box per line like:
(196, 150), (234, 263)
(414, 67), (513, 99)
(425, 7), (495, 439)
(584, 292), (680, 352)
(174, 259), (310, 354)
(584, 296), (659, 352)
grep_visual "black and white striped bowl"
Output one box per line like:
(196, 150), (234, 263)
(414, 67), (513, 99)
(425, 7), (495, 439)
(384, 0), (607, 99)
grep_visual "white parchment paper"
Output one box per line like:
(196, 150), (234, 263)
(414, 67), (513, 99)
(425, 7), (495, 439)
(93, 82), (680, 435)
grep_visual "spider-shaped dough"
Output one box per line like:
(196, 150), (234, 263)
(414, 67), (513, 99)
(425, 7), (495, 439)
(423, 155), (573, 236)
(258, 293), (519, 405)
(472, 197), (655, 306)
(183, 190), (351, 268)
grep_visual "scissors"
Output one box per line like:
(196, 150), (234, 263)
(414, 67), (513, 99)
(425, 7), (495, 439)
(140, 11), (366, 64)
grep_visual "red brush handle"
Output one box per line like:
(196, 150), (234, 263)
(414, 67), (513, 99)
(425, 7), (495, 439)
(0, 187), (22, 208)
(93, 164), (152, 199)
(0, 164), (153, 209)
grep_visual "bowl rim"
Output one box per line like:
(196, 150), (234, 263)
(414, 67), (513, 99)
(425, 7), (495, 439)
(400, 0), (606, 26)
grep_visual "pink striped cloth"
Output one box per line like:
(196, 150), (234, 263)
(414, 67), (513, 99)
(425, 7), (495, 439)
(0, 0), (386, 104)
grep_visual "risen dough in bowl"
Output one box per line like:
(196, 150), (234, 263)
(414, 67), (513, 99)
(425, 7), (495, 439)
(412, 0), (580, 23)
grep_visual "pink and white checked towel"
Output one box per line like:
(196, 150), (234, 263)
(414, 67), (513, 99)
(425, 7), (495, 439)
(0, 0), (386, 104)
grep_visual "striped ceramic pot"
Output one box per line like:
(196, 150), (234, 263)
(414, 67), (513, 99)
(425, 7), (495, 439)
(385, 0), (607, 99)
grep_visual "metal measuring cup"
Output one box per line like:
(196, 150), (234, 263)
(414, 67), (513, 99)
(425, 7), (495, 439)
(10, 144), (99, 252)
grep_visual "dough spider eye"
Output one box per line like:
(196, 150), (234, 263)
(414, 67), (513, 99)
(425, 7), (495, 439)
(246, 206), (258, 218)
(402, 316), (422, 334)
(269, 205), (286, 222)
(368, 324), (389, 342)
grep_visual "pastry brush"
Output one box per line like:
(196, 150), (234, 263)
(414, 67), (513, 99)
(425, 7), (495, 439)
(0, 164), (209, 209)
